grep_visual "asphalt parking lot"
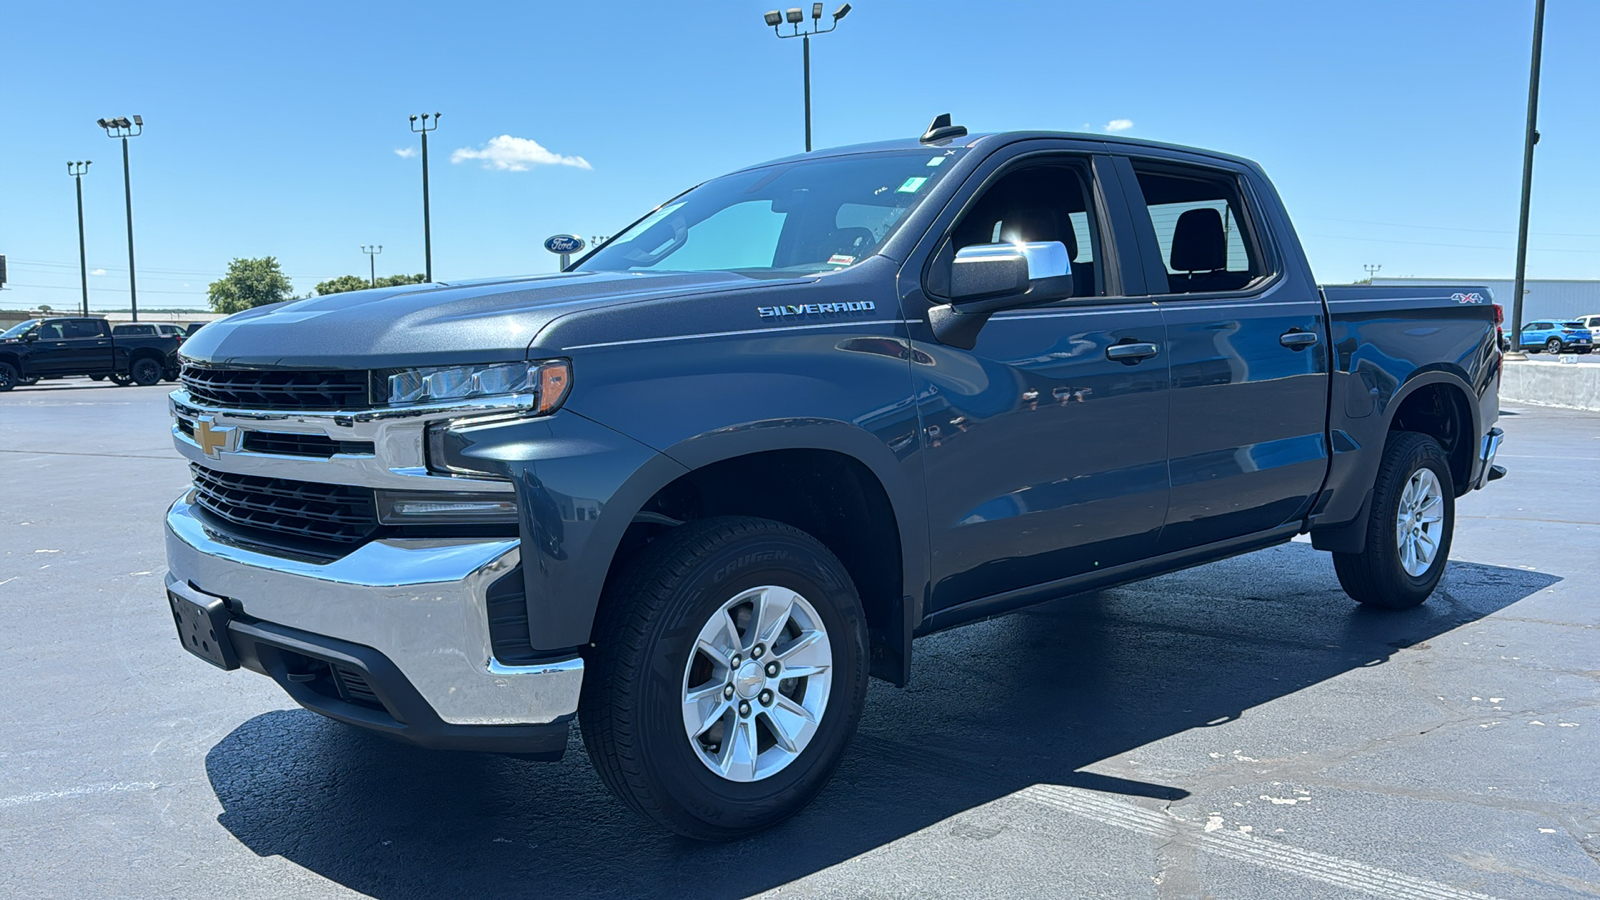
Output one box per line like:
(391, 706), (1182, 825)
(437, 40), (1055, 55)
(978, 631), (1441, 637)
(2, 378), (1597, 899)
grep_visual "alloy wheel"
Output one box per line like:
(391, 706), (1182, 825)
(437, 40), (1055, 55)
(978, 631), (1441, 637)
(680, 584), (833, 782)
(1395, 467), (1444, 577)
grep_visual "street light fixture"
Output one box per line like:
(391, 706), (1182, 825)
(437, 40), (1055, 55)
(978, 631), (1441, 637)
(762, 3), (852, 151)
(408, 112), (442, 283)
(97, 114), (144, 322)
(362, 245), (383, 287)
(67, 161), (92, 316)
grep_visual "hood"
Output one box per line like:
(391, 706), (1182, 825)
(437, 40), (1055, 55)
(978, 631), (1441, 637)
(179, 270), (783, 369)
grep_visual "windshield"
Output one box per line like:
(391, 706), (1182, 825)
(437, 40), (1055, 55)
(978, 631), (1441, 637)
(1, 320), (39, 339)
(577, 149), (966, 277)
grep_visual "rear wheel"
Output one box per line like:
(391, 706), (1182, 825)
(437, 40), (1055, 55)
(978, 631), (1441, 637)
(581, 516), (868, 840)
(130, 357), (163, 386)
(0, 362), (18, 392)
(89, 374), (105, 381)
(1333, 432), (1455, 609)
(1546, 338), (1563, 354)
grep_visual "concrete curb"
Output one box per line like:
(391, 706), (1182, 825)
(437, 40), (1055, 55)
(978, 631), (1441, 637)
(1501, 359), (1600, 411)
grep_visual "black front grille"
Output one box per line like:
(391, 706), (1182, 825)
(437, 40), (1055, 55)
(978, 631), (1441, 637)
(189, 464), (379, 550)
(241, 431), (376, 458)
(181, 365), (369, 411)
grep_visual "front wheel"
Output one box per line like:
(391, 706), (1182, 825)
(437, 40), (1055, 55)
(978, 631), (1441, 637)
(580, 516), (868, 840)
(129, 357), (163, 386)
(1333, 432), (1455, 609)
(0, 362), (18, 392)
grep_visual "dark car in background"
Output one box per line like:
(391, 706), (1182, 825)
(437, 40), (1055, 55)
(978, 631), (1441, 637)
(0, 316), (183, 390)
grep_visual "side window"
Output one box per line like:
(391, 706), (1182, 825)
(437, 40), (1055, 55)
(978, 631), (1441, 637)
(945, 162), (1106, 297)
(38, 321), (68, 340)
(63, 320), (102, 339)
(1130, 164), (1264, 295)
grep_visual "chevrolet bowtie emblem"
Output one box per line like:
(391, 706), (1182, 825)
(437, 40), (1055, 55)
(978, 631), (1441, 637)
(193, 416), (237, 459)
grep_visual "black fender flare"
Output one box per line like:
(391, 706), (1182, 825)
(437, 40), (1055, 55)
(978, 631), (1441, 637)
(1312, 365), (1481, 554)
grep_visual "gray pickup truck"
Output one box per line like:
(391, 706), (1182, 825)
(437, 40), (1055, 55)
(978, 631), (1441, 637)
(163, 119), (1504, 838)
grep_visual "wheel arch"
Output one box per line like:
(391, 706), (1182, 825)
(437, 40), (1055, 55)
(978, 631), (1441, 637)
(1381, 368), (1480, 495)
(593, 420), (924, 686)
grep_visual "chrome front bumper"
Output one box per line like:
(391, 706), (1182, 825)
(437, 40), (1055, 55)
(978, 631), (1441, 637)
(164, 494), (582, 726)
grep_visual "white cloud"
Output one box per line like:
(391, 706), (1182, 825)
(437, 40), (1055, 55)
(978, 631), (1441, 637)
(393, 147), (416, 158)
(90, 268), (106, 276)
(451, 135), (592, 172)
(1105, 119), (1134, 133)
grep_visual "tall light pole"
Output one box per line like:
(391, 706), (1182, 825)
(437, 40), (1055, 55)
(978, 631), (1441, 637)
(67, 161), (92, 316)
(1510, 0), (1546, 348)
(408, 112), (441, 282)
(1363, 263), (1382, 283)
(362, 245), (383, 287)
(763, 4), (852, 152)
(97, 116), (143, 322)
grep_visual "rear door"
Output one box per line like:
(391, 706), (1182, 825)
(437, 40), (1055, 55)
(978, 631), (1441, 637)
(907, 146), (1171, 612)
(66, 318), (114, 372)
(1117, 156), (1330, 552)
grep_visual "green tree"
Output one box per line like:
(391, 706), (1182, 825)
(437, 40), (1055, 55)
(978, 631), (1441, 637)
(37, 304), (52, 314)
(314, 275), (370, 296)
(314, 273), (429, 296)
(208, 257), (294, 314)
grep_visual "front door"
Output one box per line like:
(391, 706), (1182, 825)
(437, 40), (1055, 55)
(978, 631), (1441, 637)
(907, 152), (1171, 612)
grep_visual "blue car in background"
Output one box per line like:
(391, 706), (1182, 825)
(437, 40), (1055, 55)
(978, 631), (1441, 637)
(1519, 320), (1593, 354)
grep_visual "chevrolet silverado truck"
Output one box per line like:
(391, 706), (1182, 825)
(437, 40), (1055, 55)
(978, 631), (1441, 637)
(163, 119), (1505, 839)
(0, 316), (182, 390)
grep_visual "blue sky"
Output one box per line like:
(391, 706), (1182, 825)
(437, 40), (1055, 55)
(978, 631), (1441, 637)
(2, 0), (1596, 311)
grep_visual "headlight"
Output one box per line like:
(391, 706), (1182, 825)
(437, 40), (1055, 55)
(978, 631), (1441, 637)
(384, 359), (571, 414)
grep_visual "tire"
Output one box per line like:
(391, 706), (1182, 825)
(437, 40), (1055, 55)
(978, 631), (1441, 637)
(0, 361), (17, 392)
(129, 357), (163, 386)
(108, 373), (132, 386)
(580, 516), (869, 840)
(19, 375), (39, 386)
(162, 367), (179, 383)
(1332, 432), (1455, 609)
(89, 374), (105, 381)
(1546, 338), (1563, 354)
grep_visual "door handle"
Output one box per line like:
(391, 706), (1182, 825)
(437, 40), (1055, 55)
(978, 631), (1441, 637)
(1106, 342), (1160, 363)
(1279, 329), (1319, 350)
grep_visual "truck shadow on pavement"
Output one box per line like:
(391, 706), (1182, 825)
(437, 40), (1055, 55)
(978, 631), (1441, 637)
(204, 543), (1557, 899)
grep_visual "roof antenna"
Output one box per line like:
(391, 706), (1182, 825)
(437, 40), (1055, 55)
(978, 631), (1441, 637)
(920, 113), (968, 145)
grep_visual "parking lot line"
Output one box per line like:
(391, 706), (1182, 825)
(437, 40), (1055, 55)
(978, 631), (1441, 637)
(1021, 784), (1502, 900)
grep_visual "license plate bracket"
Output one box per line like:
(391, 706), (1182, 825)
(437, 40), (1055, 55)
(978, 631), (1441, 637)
(168, 584), (239, 670)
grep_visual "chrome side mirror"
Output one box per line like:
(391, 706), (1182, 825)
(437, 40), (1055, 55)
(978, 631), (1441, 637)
(930, 241), (1075, 349)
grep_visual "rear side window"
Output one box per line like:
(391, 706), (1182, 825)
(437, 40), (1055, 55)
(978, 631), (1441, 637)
(1129, 164), (1264, 295)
